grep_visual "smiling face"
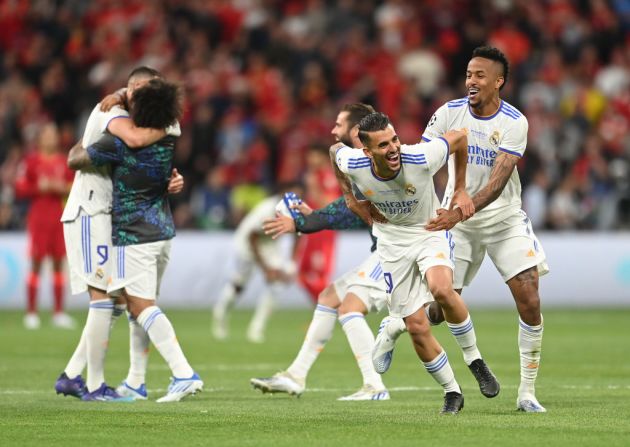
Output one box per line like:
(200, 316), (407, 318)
(362, 124), (401, 178)
(466, 56), (504, 115)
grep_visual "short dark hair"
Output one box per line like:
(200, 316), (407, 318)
(130, 78), (182, 129)
(471, 46), (509, 90)
(341, 103), (376, 128)
(358, 112), (391, 146)
(127, 66), (162, 81)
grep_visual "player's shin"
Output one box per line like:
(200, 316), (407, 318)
(518, 315), (543, 398)
(446, 314), (481, 365)
(85, 299), (115, 391)
(125, 314), (150, 388)
(339, 312), (384, 389)
(286, 304), (337, 381)
(137, 305), (194, 379)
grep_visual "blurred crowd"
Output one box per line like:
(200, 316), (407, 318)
(1, 0), (630, 231)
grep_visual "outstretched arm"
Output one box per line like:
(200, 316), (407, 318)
(262, 196), (367, 239)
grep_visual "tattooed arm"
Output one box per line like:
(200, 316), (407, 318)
(471, 151), (519, 212)
(426, 151), (518, 231)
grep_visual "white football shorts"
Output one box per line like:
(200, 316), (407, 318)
(108, 239), (171, 299)
(452, 208), (549, 289)
(332, 252), (388, 312)
(63, 211), (112, 295)
(377, 230), (452, 318)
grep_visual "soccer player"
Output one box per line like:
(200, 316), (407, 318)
(250, 104), (393, 400)
(421, 46), (548, 413)
(15, 123), (74, 330)
(68, 79), (203, 402)
(68, 77), (202, 403)
(55, 68), (183, 402)
(334, 112), (499, 414)
(212, 184), (301, 343)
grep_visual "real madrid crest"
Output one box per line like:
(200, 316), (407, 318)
(405, 183), (416, 196)
(489, 130), (500, 148)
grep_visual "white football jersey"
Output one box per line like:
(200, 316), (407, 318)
(61, 104), (128, 222)
(234, 195), (282, 257)
(336, 139), (449, 244)
(61, 105), (183, 223)
(422, 98), (528, 226)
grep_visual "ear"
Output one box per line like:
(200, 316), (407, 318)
(350, 124), (359, 139)
(363, 147), (373, 159)
(496, 76), (504, 90)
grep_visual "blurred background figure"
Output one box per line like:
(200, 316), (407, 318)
(14, 123), (74, 329)
(294, 146), (341, 303)
(212, 184), (302, 343)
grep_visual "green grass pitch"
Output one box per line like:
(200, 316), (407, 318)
(1, 308), (629, 446)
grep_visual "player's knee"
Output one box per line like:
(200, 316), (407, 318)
(428, 282), (452, 302)
(338, 296), (366, 315)
(317, 284), (340, 308)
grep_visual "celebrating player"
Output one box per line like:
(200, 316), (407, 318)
(68, 78), (201, 403)
(334, 112), (499, 414)
(422, 46), (548, 413)
(250, 104), (393, 401)
(55, 67), (183, 402)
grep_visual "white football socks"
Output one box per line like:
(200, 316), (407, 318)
(125, 313), (150, 388)
(518, 316), (543, 399)
(423, 350), (461, 394)
(137, 306), (193, 379)
(339, 312), (385, 390)
(447, 314), (482, 365)
(287, 304), (337, 380)
(85, 299), (115, 391)
(64, 300), (125, 380)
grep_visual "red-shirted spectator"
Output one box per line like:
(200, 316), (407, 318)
(14, 123), (75, 330)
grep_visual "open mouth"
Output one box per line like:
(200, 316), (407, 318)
(468, 88), (479, 100)
(385, 151), (400, 168)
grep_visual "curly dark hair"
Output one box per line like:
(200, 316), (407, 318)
(358, 112), (391, 146)
(472, 46), (509, 90)
(130, 78), (182, 129)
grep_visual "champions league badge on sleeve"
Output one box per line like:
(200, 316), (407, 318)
(275, 192), (303, 220)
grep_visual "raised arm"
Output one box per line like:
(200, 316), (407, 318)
(107, 117), (166, 148)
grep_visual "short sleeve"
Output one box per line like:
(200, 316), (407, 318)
(402, 138), (449, 176)
(87, 133), (124, 167)
(498, 116), (528, 158)
(82, 104), (129, 147)
(421, 103), (449, 142)
(335, 145), (369, 175)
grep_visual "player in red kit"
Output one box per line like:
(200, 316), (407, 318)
(295, 146), (341, 302)
(15, 123), (75, 329)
